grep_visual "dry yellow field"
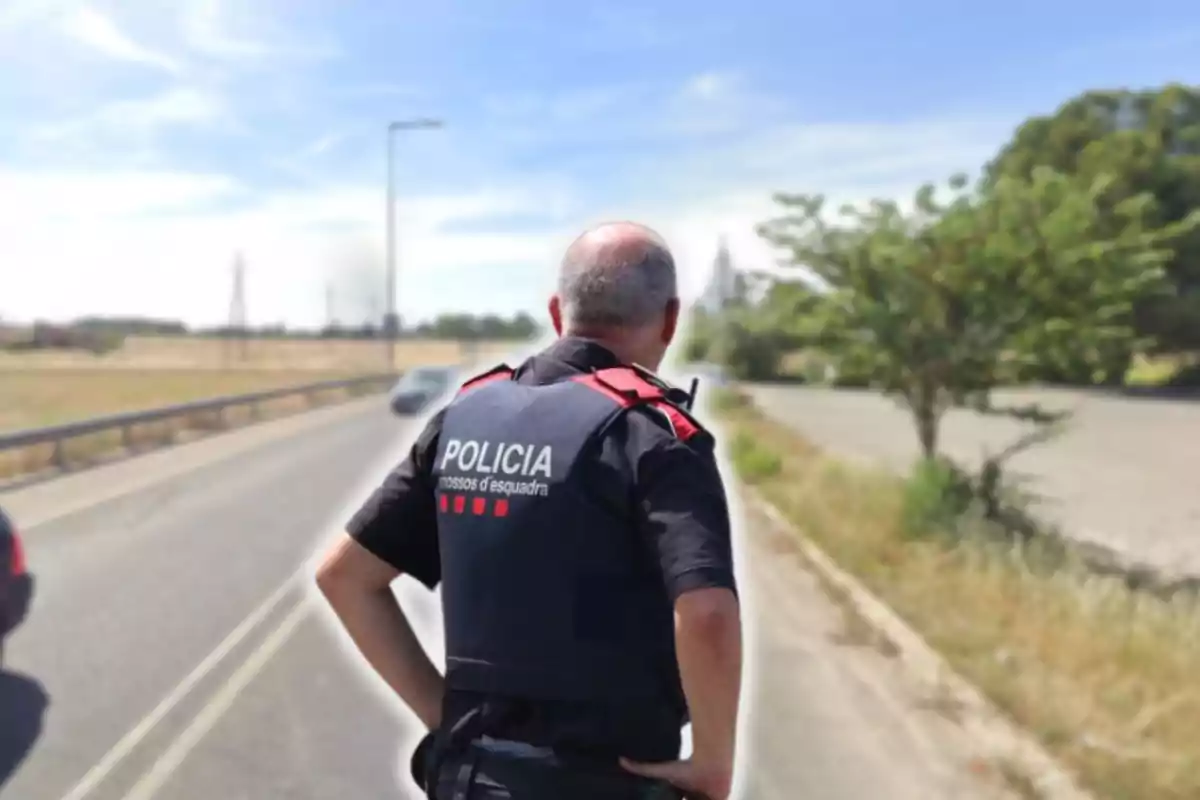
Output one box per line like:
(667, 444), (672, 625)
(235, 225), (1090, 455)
(0, 336), (516, 432)
(0, 375), (386, 481)
(0, 335), (523, 479)
(0, 369), (360, 432)
(0, 335), (512, 372)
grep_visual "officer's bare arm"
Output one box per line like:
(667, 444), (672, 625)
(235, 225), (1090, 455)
(676, 586), (742, 788)
(633, 422), (743, 792)
(315, 535), (445, 730)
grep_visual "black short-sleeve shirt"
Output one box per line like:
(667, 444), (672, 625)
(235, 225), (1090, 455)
(347, 336), (736, 599)
(345, 336), (736, 759)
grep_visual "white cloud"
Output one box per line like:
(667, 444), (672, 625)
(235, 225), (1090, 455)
(576, 6), (711, 51)
(0, 172), (568, 327)
(28, 86), (231, 147)
(98, 86), (227, 128)
(0, 168), (241, 223)
(481, 84), (640, 129)
(679, 70), (741, 102)
(658, 69), (793, 138)
(60, 5), (181, 74)
(0, 0), (69, 31)
(338, 82), (420, 99)
(178, 0), (337, 62)
(299, 132), (346, 158)
(0, 47), (1020, 329)
(0, 105), (1014, 327)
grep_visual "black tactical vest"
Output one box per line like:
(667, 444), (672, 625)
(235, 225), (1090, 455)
(432, 364), (701, 712)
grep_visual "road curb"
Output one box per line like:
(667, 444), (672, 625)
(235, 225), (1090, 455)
(745, 488), (1096, 800)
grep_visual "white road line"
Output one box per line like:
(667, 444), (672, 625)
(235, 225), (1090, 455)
(59, 570), (303, 800)
(121, 600), (311, 800)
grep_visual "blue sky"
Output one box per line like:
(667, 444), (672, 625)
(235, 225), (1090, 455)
(0, 0), (1196, 327)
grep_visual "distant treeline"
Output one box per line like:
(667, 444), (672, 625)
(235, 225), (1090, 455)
(0, 311), (543, 354)
(200, 310), (541, 341)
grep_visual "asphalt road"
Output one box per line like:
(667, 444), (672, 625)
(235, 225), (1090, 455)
(1, 397), (1015, 799)
(749, 384), (1200, 579)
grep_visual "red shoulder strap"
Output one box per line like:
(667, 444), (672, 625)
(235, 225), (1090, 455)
(573, 366), (664, 403)
(572, 367), (701, 442)
(646, 398), (701, 442)
(457, 363), (514, 394)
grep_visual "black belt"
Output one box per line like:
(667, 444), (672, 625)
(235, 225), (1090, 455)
(410, 701), (688, 799)
(411, 699), (529, 799)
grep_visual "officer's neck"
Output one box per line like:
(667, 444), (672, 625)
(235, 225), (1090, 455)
(562, 329), (661, 372)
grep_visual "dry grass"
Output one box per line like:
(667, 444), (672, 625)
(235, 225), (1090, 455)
(0, 334), (522, 481)
(718, 391), (1200, 800)
(0, 334), (513, 372)
(0, 370), (394, 481)
(0, 369), (360, 432)
(0, 334), (522, 431)
(782, 349), (1199, 387)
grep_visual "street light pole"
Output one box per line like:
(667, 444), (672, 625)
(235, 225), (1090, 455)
(385, 117), (443, 370)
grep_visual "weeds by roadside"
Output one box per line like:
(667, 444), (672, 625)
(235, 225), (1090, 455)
(715, 387), (1200, 800)
(0, 378), (383, 482)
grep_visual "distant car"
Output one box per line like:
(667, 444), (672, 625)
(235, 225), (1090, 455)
(1, 507), (33, 665)
(389, 365), (461, 415)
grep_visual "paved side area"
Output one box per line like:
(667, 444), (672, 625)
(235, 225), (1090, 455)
(748, 384), (1200, 578)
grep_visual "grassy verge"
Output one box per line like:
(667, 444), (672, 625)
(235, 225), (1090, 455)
(778, 349), (1200, 388)
(0, 368), (366, 431)
(0, 335), (516, 371)
(715, 388), (1200, 800)
(0, 368), (384, 481)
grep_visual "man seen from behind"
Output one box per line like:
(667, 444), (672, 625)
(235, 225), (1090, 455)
(316, 221), (744, 799)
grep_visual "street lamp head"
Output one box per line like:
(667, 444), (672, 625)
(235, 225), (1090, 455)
(389, 118), (444, 131)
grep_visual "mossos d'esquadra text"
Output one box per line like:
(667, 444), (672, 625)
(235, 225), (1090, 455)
(438, 439), (553, 497)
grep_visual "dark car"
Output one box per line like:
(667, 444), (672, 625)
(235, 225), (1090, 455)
(1, 507), (33, 664)
(389, 365), (460, 416)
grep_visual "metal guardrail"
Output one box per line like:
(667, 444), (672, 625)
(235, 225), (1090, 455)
(0, 372), (400, 469)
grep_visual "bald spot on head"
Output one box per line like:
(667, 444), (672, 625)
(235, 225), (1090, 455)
(557, 221), (677, 330)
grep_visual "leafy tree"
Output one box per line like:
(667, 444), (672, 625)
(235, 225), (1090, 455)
(757, 167), (1199, 459)
(682, 308), (718, 363)
(756, 280), (826, 346)
(684, 279), (815, 378)
(986, 84), (1200, 355)
(709, 311), (793, 381)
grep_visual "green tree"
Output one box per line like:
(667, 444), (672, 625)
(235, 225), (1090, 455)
(682, 307), (718, 363)
(684, 280), (816, 378)
(756, 280), (825, 344)
(757, 167), (1198, 459)
(708, 309), (794, 381)
(986, 84), (1200, 356)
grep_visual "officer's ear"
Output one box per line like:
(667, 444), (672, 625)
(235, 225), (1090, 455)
(548, 294), (564, 336)
(660, 297), (680, 344)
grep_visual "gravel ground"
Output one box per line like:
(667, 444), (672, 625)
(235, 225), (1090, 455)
(747, 384), (1200, 579)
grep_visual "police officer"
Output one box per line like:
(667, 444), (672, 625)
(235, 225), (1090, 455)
(316, 221), (743, 799)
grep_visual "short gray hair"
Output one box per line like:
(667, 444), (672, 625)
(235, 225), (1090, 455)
(557, 225), (677, 328)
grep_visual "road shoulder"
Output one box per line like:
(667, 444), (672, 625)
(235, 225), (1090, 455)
(741, 488), (1093, 800)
